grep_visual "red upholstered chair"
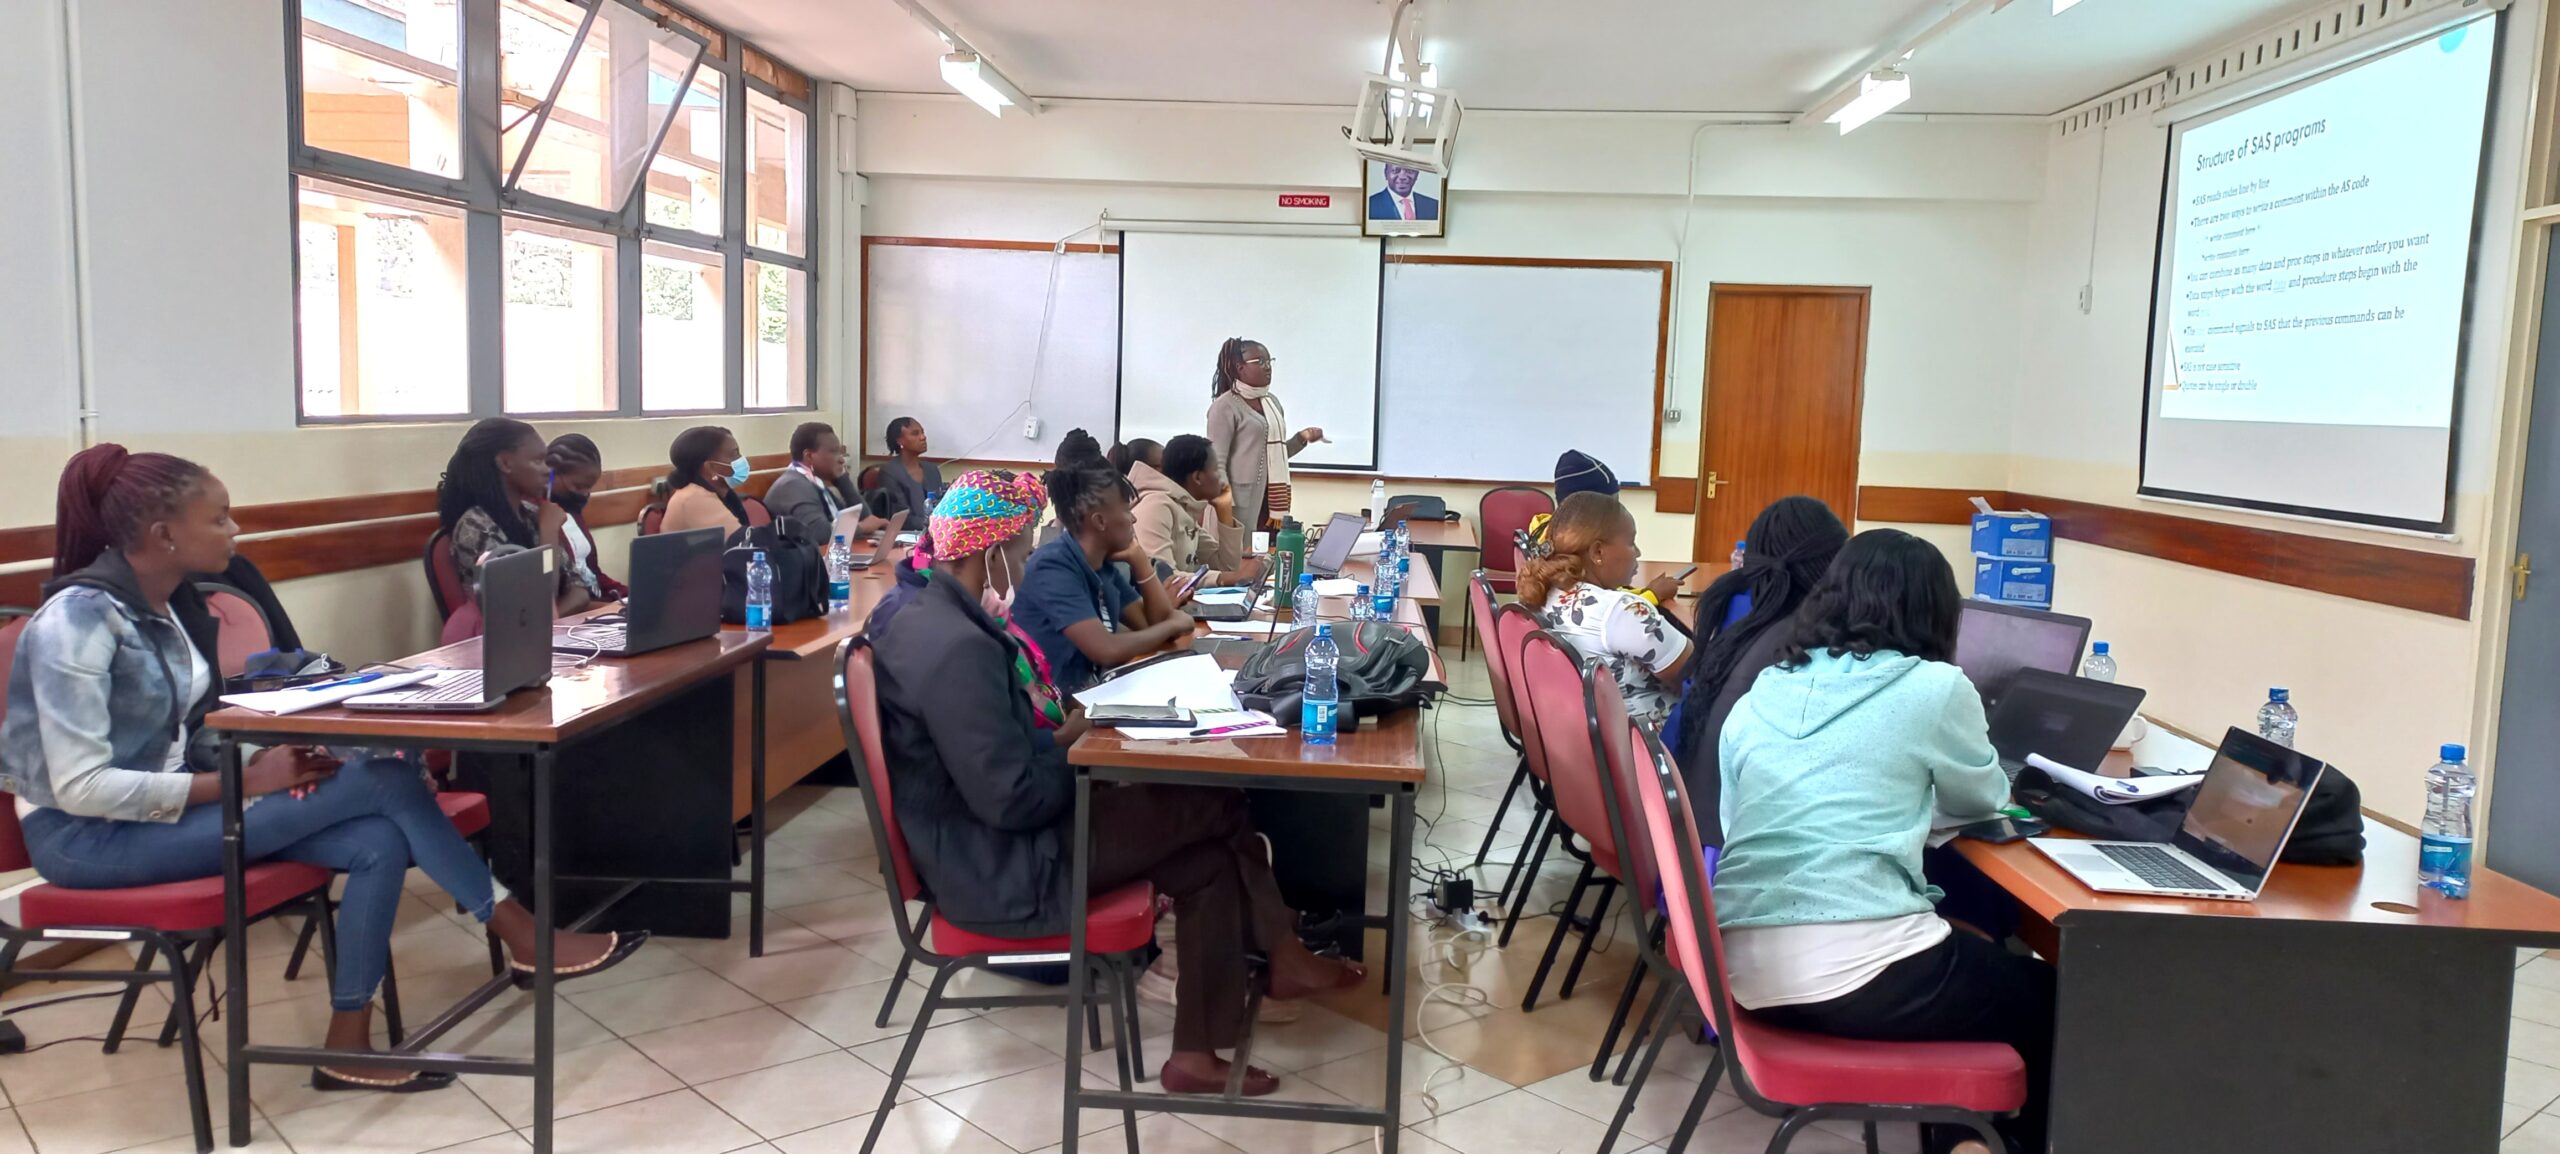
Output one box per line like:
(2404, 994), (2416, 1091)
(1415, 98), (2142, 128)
(637, 503), (667, 537)
(1601, 725), (2024, 1154)
(835, 639), (1147, 1154)
(423, 529), (468, 622)
(1464, 486), (1553, 657)
(1465, 573), (1535, 879)
(1492, 602), (1561, 942)
(1513, 629), (1628, 1013)
(0, 613), (355, 1154)
(741, 496), (773, 529)
(196, 583), (273, 679)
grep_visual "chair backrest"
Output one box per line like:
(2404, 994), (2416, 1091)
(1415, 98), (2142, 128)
(0, 613), (32, 872)
(638, 504), (667, 537)
(196, 583), (272, 680)
(833, 639), (926, 908)
(1520, 630), (1620, 871)
(1586, 658), (1656, 902)
(1493, 603), (1551, 783)
(1478, 486), (1554, 577)
(742, 496), (773, 529)
(423, 529), (467, 621)
(1470, 573), (1523, 748)
(1634, 721), (1785, 1105)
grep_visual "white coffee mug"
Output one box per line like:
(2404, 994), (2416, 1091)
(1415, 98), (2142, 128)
(2112, 714), (2151, 751)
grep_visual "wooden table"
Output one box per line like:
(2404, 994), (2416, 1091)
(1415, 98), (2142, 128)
(204, 630), (770, 1154)
(1636, 559), (1716, 631)
(1956, 748), (2560, 1154)
(722, 554), (906, 821)
(1056, 600), (1433, 1154)
(1386, 521), (1468, 639)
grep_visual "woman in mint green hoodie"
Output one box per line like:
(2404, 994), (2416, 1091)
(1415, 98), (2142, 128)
(1715, 530), (2052, 1154)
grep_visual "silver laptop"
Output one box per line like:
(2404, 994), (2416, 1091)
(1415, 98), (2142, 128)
(847, 509), (909, 570)
(2028, 726), (2328, 901)
(351, 548), (554, 712)
(1305, 512), (1367, 579)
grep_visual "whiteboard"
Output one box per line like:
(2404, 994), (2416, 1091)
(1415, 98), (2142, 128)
(1378, 260), (1664, 483)
(863, 242), (1119, 463)
(1117, 233), (1383, 469)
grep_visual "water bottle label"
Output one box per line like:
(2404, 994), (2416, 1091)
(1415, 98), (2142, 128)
(1302, 701), (1336, 742)
(745, 604), (771, 631)
(829, 580), (851, 602)
(2420, 834), (2472, 890)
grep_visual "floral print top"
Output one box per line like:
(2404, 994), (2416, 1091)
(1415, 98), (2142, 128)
(1535, 582), (1689, 726)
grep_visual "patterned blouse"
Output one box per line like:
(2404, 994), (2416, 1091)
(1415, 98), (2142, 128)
(1535, 582), (1690, 726)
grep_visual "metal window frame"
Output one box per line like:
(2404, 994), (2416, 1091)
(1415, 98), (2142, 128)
(283, 0), (818, 426)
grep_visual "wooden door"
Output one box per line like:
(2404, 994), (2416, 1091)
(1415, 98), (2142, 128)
(1693, 284), (1869, 562)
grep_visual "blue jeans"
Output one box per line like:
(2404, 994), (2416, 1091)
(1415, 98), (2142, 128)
(22, 756), (501, 1011)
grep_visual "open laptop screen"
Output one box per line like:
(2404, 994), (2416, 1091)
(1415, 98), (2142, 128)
(2173, 728), (2329, 893)
(1953, 600), (2091, 709)
(1307, 512), (1366, 577)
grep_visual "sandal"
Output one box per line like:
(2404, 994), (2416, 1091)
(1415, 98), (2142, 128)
(311, 1067), (457, 1094)
(506, 930), (651, 990)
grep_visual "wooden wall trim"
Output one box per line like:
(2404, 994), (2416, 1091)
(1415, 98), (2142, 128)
(1854, 485), (2478, 621)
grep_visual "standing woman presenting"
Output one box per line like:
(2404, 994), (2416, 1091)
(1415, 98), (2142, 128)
(1205, 338), (1323, 531)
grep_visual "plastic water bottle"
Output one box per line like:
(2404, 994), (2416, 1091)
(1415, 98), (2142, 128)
(745, 551), (775, 632)
(1394, 519), (1411, 566)
(1351, 586), (1374, 621)
(2421, 743), (2475, 899)
(1292, 573), (1319, 625)
(1303, 624), (1339, 746)
(1394, 555), (1411, 601)
(1730, 540), (1748, 570)
(2256, 688), (2297, 749)
(1370, 479), (1389, 525)
(826, 535), (854, 613)
(2081, 642), (2116, 683)
(1373, 584), (1396, 621)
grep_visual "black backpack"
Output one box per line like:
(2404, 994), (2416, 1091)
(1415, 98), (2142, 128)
(1233, 622), (1442, 729)
(721, 524), (828, 626)
(2013, 762), (2366, 866)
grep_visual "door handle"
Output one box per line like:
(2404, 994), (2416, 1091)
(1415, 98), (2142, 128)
(1704, 472), (1727, 501)
(2517, 552), (2534, 602)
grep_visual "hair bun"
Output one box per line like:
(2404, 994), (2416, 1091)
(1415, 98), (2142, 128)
(70, 443), (131, 504)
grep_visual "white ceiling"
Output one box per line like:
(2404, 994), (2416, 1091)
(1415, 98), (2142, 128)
(680, 0), (2315, 116)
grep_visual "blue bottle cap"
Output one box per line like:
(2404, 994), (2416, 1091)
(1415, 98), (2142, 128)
(2091, 642), (2109, 655)
(2442, 743), (2467, 762)
(1355, 585), (1369, 595)
(1315, 623), (1332, 637)
(752, 551), (767, 562)
(2269, 687), (2289, 703)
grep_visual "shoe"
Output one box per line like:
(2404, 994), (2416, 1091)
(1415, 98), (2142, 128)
(1159, 1057), (1278, 1097)
(508, 930), (651, 990)
(311, 1067), (457, 1094)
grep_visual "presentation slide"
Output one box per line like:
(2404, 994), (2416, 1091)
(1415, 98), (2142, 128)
(2141, 15), (2497, 527)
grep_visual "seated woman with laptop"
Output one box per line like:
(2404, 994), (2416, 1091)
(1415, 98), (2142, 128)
(863, 469), (1361, 1095)
(1010, 458), (1197, 692)
(1714, 529), (2050, 1154)
(660, 425), (751, 538)
(1126, 435), (1266, 589)
(3, 446), (645, 1094)
(438, 418), (591, 616)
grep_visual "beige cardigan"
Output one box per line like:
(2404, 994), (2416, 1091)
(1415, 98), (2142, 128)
(1129, 462), (1246, 574)
(1206, 389), (1313, 528)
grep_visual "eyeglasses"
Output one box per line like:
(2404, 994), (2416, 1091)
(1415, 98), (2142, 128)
(1243, 357), (1275, 367)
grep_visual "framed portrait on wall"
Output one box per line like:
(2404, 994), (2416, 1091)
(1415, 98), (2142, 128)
(1362, 159), (1446, 238)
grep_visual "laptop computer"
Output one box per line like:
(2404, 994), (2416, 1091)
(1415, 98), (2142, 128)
(847, 510), (909, 570)
(1305, 512), (1368, 579)
(1953, 599), (2092, 710)
(351, 547), (554, 712)
(556, 527), (724, 657)
(2027, 727), (2329, 901)
(1988, 668), (2147, 782)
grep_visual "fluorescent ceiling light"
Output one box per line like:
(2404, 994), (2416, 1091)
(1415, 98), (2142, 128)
(940, 52), (1029, 117)
(2053, 0), (2086, 11)
(1826, 68), (1911, 134)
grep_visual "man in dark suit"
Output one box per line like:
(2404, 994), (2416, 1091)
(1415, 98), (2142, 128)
(1367, 163), (1439, 222)
(765, 421), (884, 546)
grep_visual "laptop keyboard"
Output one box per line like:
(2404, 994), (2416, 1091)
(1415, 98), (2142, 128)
(398, 672), (487, 705)
(2094, 843), (2223, 892)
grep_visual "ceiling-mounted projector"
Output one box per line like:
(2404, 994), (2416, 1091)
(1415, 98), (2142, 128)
(1346, 0), (1459, 174)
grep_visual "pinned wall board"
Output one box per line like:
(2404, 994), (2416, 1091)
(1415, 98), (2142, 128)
(862, 238), (1120, 464)
(1376, 256), (1668, 483)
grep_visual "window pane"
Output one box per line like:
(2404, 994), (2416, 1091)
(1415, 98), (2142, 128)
(747, 89), (807, 254)
(297, 0), (462, 178)
(296, 177), (468, 418)
(642, 242), (725, 411)
(504, 0), (705, 212)
(745, 261), (806, 408)
(504, 220), (619, 413)
(645, 65), (721, 235)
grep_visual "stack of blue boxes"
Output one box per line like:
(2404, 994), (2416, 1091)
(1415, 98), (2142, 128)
(1970, 499), (2053, 609)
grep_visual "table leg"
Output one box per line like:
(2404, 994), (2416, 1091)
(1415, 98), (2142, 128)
(531, 750), (556, 1154)
(1060, 771), (1094, 1154)
(1380, 785), (1415, 1154)
(219, 738), (252, 1148)
(750, 662), (768, 957)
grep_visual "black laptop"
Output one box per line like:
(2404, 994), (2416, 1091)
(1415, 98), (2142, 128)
(1986, 668), (2146, 781)
(556, 527), (725, 657)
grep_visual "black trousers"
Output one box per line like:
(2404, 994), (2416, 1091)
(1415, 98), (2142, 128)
(1085, 784), (1299, 1053)
(1751, 932), (2055, 1154)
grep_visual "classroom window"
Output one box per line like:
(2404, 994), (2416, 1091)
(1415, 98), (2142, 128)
(287, 0), (817, 423)
(746, 261), (807, 408)
(641, 242), (725, 411)
(296, 0), (463, 179)
(746, 89), (807, 255)
(295, 178), (470, 418)
(502, 220), (618, 414)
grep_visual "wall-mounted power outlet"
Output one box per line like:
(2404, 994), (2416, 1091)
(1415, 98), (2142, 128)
(2077, 284), (2094, 315)
(1662, 409), (1683, 424)
(1023, 416), (1041, 439)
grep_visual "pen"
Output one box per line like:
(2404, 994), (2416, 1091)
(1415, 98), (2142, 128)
(1195, 721), (1270, 737)
(293, 672), (385, 693)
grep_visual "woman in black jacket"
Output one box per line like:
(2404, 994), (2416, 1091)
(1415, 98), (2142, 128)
(865, 470), (1360, 1097)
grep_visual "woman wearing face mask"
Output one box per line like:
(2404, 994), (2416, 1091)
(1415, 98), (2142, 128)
(438, 418), (590, 616)
(1205, 338), (1324, 531)
(660, 425), (749, 537)
(544, 433), (624, 603)
(864, 469), (1364, 1096)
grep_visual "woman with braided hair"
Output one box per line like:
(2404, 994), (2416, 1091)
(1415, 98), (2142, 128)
(1204, 337), (1324, 531)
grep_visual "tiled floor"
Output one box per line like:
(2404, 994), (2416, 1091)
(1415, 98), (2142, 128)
(0, 646), (2549, 1153)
